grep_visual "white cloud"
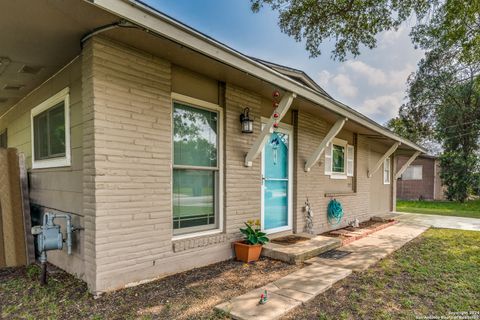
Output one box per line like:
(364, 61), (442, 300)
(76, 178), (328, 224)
(345, 61), (387, 86)
(380, 25), (406, 47)
(331, 73), (358, 98)
(358, 93), (403, 122)
(387, 64), (415, 88)
(317, 70), (332, 88)
(344, 60), (415, 89)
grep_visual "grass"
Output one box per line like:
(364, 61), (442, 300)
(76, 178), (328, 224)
(397, 199), (480, 218)
(0, 258), (299, 320)
(284, 228), (480, 320)
(2, 229), (479, 319)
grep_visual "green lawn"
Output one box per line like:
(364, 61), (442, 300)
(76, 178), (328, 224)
(2, 229), (479, 319)
(285, 228), (480, 320)
(397, 199), (480, 218)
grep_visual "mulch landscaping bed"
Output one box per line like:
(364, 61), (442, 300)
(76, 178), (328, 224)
(271, 235), (311, 245)
(0, 257), (301, 320)
(322, 218), (398, 245)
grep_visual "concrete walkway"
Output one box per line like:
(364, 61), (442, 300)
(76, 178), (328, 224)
(215, 222), (429, 320)
(215, 264), (352, 320)
(393, 212), (480, 231)
(307, 222), (428, 271)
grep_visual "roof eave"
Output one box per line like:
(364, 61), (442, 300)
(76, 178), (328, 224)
(86, 0), (426, 154)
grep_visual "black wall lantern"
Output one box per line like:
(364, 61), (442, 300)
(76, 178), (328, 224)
(240, 107), (254, 133)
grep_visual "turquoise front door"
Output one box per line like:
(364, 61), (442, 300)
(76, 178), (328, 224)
(262, 129), (291, 232)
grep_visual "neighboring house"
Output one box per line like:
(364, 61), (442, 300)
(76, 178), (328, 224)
(396, 155), (445, 201)
(0, 0), (425, 294)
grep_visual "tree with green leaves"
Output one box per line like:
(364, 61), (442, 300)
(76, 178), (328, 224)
(393, 1), (480, 201)
(251, 0), (479, 62)
(251, 0), (480, 200)
(436, 82), (480, 201)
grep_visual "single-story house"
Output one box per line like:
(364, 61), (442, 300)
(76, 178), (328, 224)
(396, 154), (445, 200)
(0, 0), (425, 294)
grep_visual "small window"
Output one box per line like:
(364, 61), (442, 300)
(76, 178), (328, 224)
(172, 99), (222, 236)
(402, 165), (423, 180)
(0, 129), (7, 148)
(332, 145), (345, 174)
(325, 138), (353, 179)
(383, 157), (391, 184)
(31, 88), (70, 169)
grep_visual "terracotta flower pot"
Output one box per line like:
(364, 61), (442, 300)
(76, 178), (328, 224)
(234, 241), (263, 263)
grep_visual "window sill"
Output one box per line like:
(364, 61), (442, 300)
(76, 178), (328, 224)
(32, 158), (71, 169)
(172, 228), (223, 241)
(329, 174), (348, 180)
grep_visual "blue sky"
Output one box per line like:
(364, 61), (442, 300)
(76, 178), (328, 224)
(144, 0), (424, 124)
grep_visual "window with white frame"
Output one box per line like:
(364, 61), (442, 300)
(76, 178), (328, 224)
(31, 88), (70, 169)
(402, 165), (423, 180)
(172, 98), (222, 236)
(325, 138), (354, 179)
(383, 157), (391, 184)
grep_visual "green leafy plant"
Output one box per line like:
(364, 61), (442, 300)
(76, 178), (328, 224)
(240, 220), (270, 245)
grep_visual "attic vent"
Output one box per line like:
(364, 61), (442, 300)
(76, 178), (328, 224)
(3, 84), (24, 91)
(19, 65), (42, 75)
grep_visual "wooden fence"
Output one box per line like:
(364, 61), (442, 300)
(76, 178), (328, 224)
(0, 148), (35, 267)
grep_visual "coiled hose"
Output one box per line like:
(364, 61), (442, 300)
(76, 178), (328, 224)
(327, 199), (344, 225)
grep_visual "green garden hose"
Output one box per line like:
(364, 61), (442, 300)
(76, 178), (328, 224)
(327, 199), (344, 225)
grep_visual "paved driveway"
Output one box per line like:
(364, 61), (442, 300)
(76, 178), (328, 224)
(393, 212), (480, 231)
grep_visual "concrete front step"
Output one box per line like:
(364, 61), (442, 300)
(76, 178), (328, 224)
(261, 234), (342, 264)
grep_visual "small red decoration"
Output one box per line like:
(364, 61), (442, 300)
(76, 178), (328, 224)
(273, 122), (279, 128)
(273, 90), (280, 98)
(273, 113), (279, 118)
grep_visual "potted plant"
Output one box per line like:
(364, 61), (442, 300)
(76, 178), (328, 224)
(234, 220), (270, 263)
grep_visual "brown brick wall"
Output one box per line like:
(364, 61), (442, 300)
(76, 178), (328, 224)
(396, 156), (435, 200)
